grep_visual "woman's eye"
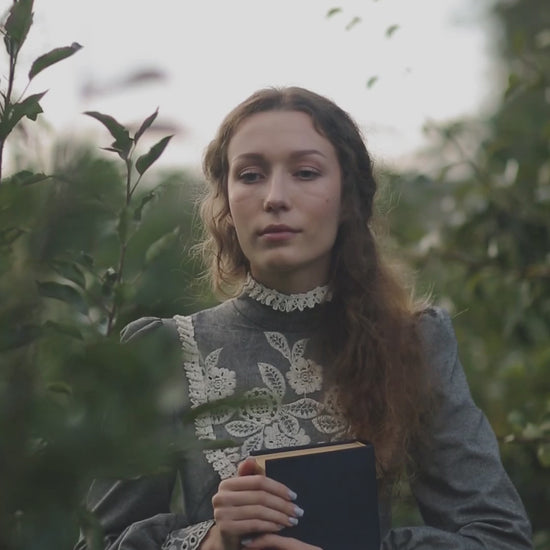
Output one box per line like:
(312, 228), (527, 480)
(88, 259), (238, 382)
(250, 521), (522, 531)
(239, 171), (263, 183)
(295, 169), (320, 180)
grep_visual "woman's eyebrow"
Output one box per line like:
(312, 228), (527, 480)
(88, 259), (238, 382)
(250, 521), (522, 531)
(289, 149), (327, 160)
(230, 153), (265, 164)
(231, 150), (327, 163)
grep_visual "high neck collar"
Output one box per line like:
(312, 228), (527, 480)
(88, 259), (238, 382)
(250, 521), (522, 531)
(241, 275), (332, 313)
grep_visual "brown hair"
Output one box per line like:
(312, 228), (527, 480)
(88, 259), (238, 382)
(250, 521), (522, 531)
(199, 87), (433, 479)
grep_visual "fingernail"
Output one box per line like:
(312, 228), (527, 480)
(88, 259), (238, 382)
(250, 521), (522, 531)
(289, 516), (299, 526)
(288, 489), (298, 500)
(241, 537), (253, 547)
(294, 505), (304, 517)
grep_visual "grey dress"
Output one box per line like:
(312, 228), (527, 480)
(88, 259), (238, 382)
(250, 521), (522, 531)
(75, 280), (532, 550)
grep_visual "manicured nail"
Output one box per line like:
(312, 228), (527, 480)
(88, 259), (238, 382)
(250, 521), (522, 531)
(288, 489), (298, 500)
(289, 516), (299, 526)
(294, 505), (304, 517)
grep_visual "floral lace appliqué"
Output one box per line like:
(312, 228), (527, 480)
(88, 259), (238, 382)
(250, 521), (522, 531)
(174, 315), (346, 482)
(224, 361), (314, 456)
(242, 276), (332, 312)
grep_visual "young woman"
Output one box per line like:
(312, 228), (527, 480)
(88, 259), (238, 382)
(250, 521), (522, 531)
(76, 87), (532, 550)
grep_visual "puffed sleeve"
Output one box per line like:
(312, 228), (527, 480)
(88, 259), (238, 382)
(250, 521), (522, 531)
(74, 317), (215, 550)
(381, 307), (533, 549)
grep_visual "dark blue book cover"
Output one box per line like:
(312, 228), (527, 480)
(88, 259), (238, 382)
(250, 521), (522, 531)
(251, 441), (380, 550)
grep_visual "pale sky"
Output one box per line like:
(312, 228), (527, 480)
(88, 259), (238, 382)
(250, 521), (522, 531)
(10, 0), (496, 172)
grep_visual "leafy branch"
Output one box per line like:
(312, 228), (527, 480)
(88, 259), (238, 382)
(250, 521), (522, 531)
(0, 0), (81, 181)
(84, 108), (173, 335)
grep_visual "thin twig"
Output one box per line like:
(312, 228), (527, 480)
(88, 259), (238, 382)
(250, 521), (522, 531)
(0, 45), (18, 182)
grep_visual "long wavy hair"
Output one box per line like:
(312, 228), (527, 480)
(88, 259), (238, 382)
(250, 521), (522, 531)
(199, 87), (433, 479)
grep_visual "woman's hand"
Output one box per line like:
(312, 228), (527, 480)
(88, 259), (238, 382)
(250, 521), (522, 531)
(241, 534), (322, 550)
(202, 457), (304, 550)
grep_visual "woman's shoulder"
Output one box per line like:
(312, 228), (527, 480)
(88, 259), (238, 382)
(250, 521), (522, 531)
(416, 306), (455, 341)
(415, 306), (459, 376)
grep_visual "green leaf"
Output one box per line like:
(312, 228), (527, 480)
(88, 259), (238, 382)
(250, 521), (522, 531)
(101, 147), (122, 155)
(50, 260), (86, 289)
(345, 16), (361, 31)
(522, 422), (543, 441)
(512, 29), (526, 55)
(114, 282), (132, 308)
(507, 410), (526, 431)
(0, 226), (25, 246)
(14, 91), (46, 121)
(46, 381), (74, 395)
(133, 191), (156, 221)
(4, 0), (34, 53)
(135, 135), (173, 176)
(504, 73), (521, 100)
(537, 443), (550, 468)
(78, 251), (95, 270)
(84, 111), (132, 159)
(29, 42), (83, 80)
(43, 320), (83, 340)
(134, 108), (159, 144)
(0, 323), (41, 351)
(326, 7), (342, 18)
(145, 228), (178, 265)
(0, 91), (47, 138)
(386, 24), (399, 38)
(366, 76), (379, 89)
(37, 281), (88, 314)
(7, 169), (50, 185)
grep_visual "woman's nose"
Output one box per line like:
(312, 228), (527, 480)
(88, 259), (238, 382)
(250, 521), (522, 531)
(263, 171), (290, 212)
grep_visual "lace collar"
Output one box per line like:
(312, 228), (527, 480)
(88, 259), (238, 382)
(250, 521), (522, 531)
(241, 276), (332, 312)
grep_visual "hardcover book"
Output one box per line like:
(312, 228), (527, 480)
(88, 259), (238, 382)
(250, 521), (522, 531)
(250, 440), (380, 550)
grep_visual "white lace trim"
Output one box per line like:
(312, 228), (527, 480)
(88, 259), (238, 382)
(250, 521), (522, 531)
(173, 314), (237, 479)
(174, 315), (216, 439)
(162, 519), (215, 550)
(242, 276), (332, 312)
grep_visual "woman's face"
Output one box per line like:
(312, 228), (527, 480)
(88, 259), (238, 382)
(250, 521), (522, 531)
(226, 110), (342, 293)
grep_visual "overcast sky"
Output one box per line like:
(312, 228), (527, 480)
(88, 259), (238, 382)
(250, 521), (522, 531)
(11, 0), (498, 172)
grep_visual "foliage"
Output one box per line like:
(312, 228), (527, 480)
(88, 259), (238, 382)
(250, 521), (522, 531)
(0, 0), (81, 180)
(0, 3), (214, 548)
(380, 0), (550, 546)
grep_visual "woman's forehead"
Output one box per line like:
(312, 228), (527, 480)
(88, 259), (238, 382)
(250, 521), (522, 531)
(227, 110), (336, 163)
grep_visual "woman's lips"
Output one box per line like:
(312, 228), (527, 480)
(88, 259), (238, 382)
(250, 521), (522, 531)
(258, 225), (299, 241)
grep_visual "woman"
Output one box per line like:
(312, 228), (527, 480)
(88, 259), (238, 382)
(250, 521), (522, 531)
(76, 87), (532, 550)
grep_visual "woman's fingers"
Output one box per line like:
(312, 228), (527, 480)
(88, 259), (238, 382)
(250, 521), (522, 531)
(219, 473), (297, 502)
(211, 459), (304, 542)
(238, 457), (264, 477)
(215, 501), (301, 528)
(214, 485), (300, 514)
(217, 517), (284, 538)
